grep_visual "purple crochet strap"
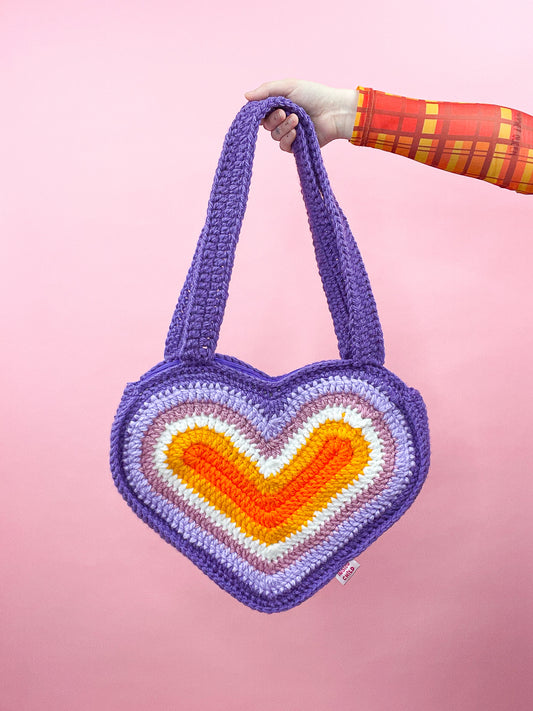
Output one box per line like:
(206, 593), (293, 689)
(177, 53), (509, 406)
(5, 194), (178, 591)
(164, 97), (384, 366)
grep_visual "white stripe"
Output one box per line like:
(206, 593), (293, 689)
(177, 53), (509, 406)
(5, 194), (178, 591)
(150, 406), (389, 561)
(154, 405), (380, 477)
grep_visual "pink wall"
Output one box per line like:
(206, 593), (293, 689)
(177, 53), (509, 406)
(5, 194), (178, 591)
(2, 1), (532, 709)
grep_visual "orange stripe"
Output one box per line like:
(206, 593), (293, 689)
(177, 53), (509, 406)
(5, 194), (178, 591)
(164, 423), (371, 543)
(183, 437), (352, 524)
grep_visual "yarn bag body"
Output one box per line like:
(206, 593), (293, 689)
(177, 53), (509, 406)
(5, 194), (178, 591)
(110, 97), (430, 614)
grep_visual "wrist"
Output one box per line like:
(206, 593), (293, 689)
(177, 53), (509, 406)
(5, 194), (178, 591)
(335, 88), (359, 140)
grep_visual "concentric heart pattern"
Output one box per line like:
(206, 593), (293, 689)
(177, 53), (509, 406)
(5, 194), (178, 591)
(110, 357), (430, 613)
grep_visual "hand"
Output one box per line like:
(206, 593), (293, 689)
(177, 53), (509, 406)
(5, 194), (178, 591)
(244, 79), (358, 152)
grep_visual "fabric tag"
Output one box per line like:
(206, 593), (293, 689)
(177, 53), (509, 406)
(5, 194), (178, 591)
(336, 559), (360, 585)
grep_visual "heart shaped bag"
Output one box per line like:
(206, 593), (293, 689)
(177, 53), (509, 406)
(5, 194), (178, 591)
(110, 97), (430, 613)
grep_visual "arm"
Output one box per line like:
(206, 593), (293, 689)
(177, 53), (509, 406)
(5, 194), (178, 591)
(350, 86), (533, 195)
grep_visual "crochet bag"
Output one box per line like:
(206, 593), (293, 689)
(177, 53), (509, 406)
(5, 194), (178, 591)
(110, 97), (430, 613)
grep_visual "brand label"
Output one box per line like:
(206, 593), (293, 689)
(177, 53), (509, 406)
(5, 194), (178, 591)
(336, 558), (360, 585)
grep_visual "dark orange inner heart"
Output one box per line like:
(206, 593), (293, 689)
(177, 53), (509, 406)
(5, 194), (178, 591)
(164, 421), (371, 545)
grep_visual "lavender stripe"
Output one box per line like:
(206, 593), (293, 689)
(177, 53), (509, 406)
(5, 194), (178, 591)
(124, 396), (412, 580)
(126, 374), (400, 443)
(139, 390), (384, 460)
(120, 374), (416, 592)
(139, 391), (394, 556)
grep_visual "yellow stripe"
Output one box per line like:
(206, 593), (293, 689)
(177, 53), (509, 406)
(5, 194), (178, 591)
(498, 122), (511, 139)
(415, 138), (433, 163)
(426, 103), (439, 115)
(486, 143), (510, 180)
(422, 118), (437, 134)
(446, 141), (463, 171)
(518, 159), (533, 190)
(500, 107), (512, 120)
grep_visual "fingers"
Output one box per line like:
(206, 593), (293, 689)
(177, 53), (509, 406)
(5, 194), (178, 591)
(261, 108), (286, 129)
(279, 128), (297, 153)
(245, 82), (300, 152)
(272, 113), (299, 152)
(258, 109), (299, 151)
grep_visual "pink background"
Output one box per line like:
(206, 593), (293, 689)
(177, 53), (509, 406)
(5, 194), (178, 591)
(2, 1), (532, 709)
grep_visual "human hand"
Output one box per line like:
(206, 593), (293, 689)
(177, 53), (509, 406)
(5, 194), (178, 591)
(244, 79), (358, 152)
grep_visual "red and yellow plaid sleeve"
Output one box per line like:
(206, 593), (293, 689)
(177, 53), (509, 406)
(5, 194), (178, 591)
(350, 86), (533, 195)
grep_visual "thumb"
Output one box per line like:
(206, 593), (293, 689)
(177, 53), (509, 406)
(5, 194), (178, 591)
(244, 80), (294, 101)
(244, 86), (263, 100)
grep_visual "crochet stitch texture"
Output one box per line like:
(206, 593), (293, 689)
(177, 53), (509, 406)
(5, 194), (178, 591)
(110, 97), (430, 613)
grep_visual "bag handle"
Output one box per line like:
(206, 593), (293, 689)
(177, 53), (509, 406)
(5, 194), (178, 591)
(164, 97), (384, 366)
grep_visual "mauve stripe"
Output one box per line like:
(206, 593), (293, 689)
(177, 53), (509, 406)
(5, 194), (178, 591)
(140, 390), (385, 458)
(150, 436), (396, 578)
(140, 391), (392, 502)
(134, 392), (396, 573)
(126, 373), (394, 444)
(123, 445), (413, 592)
(122, 375), (415, 589)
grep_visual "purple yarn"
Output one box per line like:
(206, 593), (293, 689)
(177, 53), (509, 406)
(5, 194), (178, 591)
(109, 97), (431, 613)
(124, 380), (407, 583)
(164, 97), (384, 366)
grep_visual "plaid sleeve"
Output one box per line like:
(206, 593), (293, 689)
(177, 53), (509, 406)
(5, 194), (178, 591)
(349, 86), (533, 195)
